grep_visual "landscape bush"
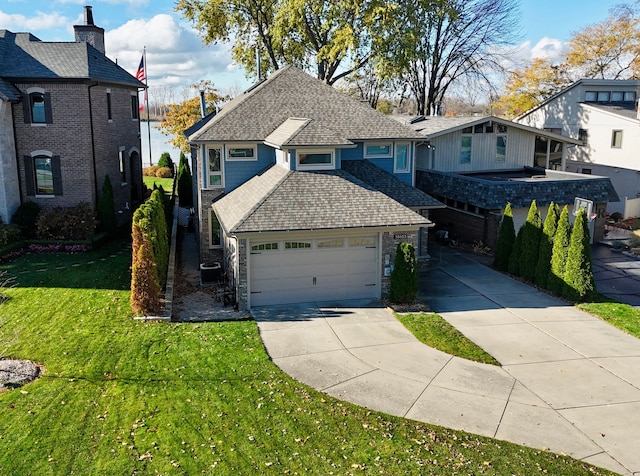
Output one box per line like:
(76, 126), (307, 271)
(0, 224), (22, 248)
(10, 201), (41, 239)
(535, 202), (559, 288)
(507, 225), (524, 276)
(96, 175), (116, 233)
(35, 203), (97, 241)
(157, 152), (174, 175)
(563, 209), (596, 301)
(520, 200), (542, 282)
(493, 202), (515, 271)
(389, 242), (418, 304)
(143, 165), (160, 177)
(548, 205), (571, 294)
(155, 166), (173, 178)
(177, 152), (193, 208)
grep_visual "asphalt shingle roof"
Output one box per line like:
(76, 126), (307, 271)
(341, 160), (443, 209)
(189, 66), (425, 144)
(0, 30), (144, 87)
(214, 164), (431, 234)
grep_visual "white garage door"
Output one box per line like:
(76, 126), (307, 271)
(250, 236), (379, 306)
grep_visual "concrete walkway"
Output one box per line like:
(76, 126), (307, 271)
(254, 247), (640, 476)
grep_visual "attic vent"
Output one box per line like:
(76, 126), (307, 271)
(410, 115), (425, 124)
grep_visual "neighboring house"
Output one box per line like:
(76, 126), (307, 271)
(402, 115), (618, 246)
(187, 65), (442, 309)
(516, 79), (640, 215)
(0, 6), (145, 225)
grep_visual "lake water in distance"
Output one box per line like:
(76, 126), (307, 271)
(140, 121), (185, 168)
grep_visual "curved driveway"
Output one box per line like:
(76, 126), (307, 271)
(253, 247), (640, 476)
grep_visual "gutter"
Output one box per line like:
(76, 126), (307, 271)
(87, 82), (100, 202)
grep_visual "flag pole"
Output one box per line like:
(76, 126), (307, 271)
(144, 46), (152, 166)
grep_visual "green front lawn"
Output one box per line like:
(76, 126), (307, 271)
(143, 175), (173, 193)
(578, 294), (640, 337)
(0, 243), (615, 475)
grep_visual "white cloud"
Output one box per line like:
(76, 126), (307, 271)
(0, 10), (69, 31)
(105, 14), (243, 90)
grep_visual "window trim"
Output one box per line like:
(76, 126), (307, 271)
(364, 142), (393, 158)
(209, 210), (222, 249)
(25, 150), (62, 197)
(394, 142), (410, 173)
(118, 146), (127, 184)
(296, 148), (335, 170)
(23, 87), (52, 125)
(226, 143), (257, 161)
(130, 93), (139, 120)
(496, 135), (507, 162)
(205, 145), (225, 188)
(460, 135), (472, 164)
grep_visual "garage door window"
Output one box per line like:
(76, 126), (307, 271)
(317, 239), (344, 248)
(252, 242), (278, 251)
(349, 237), (376, 247)
(285, 241), (311, 249)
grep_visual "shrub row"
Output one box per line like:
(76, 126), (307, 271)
(494, 201), (595, 301)
(130, 189), (170, 316)
(143, 166), (173, 178)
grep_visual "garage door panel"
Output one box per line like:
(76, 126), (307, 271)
(250, 236), (379, 306)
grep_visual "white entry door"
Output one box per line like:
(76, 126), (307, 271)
(249, 236), (378, 306)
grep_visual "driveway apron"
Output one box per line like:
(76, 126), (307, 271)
(254, 248), (640, 476)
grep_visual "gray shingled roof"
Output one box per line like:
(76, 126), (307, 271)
(189, 66), (425, 144)
(0, 30), (144, 87)
(341, 160), (443, 209)
(214, 164), (431, 234)
(582, 102), (639, 121)
(0, 78), (19, 101)
(264, 117), (355, 147)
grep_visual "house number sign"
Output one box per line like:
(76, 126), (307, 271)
(394, 233), (409, 240)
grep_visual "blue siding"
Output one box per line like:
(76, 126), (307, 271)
(225, 144), (276, 191)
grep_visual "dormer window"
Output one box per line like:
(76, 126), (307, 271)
(364, 143), (392, 158)
(23, 88), (52, 125)
(297, 148), (334, 170)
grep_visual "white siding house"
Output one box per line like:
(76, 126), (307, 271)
(516, 79), (640, 215)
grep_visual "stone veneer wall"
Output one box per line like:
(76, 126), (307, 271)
(380, 230), (420, 298)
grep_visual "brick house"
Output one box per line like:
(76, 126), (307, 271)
(187, 66), (442, 309)
(0, 6), (145, 225)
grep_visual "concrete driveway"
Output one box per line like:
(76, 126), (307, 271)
(254, 245), (640, 475)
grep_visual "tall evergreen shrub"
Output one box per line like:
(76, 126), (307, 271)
(177, 152), (194, 208)
(508, 225), (524, 276)
(157, 152), (174, 176)
(548, 205), (571, 294)
(493, 202), (515, 271)
(130, 221), (161, 315)
(520, 200), (542, 282)
(389, 242), (418, 304)
(534, 202), (559, 288)
(563, 209), (596, 301)
(97, 175), (116, 233)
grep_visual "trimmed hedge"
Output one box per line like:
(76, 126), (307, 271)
(563, 209), (596, 301)
(493, 202), (515, 271)
(535, 202), (559, 288)
(548, 205), (571, 295)
(389, 242), (418, 304)
(36, 203), (97, 241)
(520, 200), (542, 282)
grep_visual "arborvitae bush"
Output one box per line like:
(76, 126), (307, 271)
(520, 200), (542, 282)
(493, 202), (515, 271)
(548, 205), (571, 294)
(11, 201), (41, 239)
(534, 202), (559, 288)
(177, 152), (194, 208)
(389, 242), (418, 304)
(508, 225), (524, 276)
(97, 175), (116, 233)
(563, 209), (596, 301)
(130, 221), (161, 315)
(157, 152), (174, 175)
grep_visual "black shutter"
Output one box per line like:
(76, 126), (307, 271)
(22, 94), (31, 123)
(44, 92), (53, 124)
(23, 156), (35, 196)
(52, 155), (63, 196)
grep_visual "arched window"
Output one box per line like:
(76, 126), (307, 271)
(24, 151), (62, 196)
(23, 88), (52, 124)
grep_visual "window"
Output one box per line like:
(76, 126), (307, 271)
(473, 123), (484, 134)
(297, 148), (334, 170)
(285, 241), (312, 249)
(597, 91), (610, 102)
(611, 130), (623, 148)
(227, 144), (256, 160)
(585, 91), (597, 101)
(582, 168), (592, 174)
(131, 94), (139, 120)
(210, 211), (222, 248)
(460, 136), (472, 163)
(317, 239), (343, 248)
(349, 237), (375, 247)
(251, 242), (278, 251)
(496, 136), (507, 162)
(207, 147), (223, 187)
(119, 147), (127, 183)
(364, 143), (392, 158)
(496, 124), (507, 134)
(624, 91), (636, 102)
(107, 90), (112, 120)
(394, 143), (410, 173)
(611, 91), (624, 102)
(24, 151), (62, 196)
(578, 128), (588, 145)
(23, 88), (52, 124)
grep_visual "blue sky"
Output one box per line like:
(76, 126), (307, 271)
(0, 0), (623, 96)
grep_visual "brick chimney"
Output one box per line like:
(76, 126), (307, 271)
(74, 6), (105, 54)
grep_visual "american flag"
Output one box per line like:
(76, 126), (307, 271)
(136, 55), (146, 112)
(136, 56), (146, 83)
